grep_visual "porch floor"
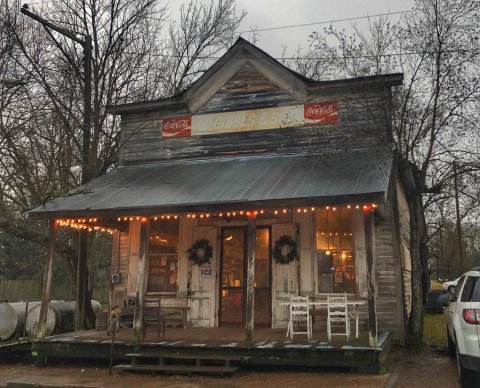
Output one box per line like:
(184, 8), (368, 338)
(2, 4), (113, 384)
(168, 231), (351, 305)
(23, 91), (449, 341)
(40, 325), (374, 347)
(33, 325), (391, 374)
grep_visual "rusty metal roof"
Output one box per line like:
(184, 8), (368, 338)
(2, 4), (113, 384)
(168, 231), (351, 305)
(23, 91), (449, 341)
(29, 149), (393, 219)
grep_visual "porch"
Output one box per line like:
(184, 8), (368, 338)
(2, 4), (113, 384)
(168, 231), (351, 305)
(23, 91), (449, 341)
(32, 326), (391, 374)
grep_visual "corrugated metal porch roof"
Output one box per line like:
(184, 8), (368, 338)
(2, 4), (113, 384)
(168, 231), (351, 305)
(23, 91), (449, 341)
(29, 149), (393, 219)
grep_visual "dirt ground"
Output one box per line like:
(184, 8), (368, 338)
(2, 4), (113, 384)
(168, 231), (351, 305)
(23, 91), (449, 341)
(0, 348), (459, 388)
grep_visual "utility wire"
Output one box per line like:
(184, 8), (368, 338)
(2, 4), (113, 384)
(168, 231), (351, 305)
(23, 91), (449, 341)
(237, 9), (418, 34)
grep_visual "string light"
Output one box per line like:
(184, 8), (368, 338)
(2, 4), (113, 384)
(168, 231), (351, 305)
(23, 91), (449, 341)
(56, 219), (115, 234)
(57, 202), (378, 235)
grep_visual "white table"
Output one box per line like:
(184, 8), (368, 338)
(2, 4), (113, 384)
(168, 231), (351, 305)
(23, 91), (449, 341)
(279, 300), (366, 339)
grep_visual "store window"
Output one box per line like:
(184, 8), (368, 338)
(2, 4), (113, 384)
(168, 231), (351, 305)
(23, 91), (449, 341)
(147, 219), (179, 293)
(316, 207), (355, 293)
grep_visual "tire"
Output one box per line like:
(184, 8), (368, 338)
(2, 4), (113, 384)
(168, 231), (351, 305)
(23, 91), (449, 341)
(456, 343), (480, 388)
(447, 328), (456, 357)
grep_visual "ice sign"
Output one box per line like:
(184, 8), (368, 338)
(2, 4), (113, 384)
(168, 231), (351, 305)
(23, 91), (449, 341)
(200, 263), (212, 277)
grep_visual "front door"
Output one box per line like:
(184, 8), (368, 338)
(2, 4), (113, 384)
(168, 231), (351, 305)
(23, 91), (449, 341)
(219, 226), (271, 325)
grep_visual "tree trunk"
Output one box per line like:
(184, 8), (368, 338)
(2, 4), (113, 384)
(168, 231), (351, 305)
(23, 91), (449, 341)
(398, 159), (428, 347)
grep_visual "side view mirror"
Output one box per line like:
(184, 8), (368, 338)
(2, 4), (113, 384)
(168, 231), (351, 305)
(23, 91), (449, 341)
(448, 286), (456, 295)
(438, 293), (450, 306)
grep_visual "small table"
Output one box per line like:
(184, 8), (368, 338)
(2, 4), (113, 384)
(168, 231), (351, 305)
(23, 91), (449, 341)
(280, 299), (366, 339)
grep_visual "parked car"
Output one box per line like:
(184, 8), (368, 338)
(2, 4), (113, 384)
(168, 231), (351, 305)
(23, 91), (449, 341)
(425, 289), (448, 313)
(443, 277), (460, 293)
(444, 270), (480, 387)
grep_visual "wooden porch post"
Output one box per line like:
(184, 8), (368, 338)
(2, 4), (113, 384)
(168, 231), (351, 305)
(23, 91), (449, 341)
(245, 213), (256, 346)
(133, 219), (150, 343)
(36, 220), (58, 339)
(75, 230), (90, 330)
(364, 208), (377, 347)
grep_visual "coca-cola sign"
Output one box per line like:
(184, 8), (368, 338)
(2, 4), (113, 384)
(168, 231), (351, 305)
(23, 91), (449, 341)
(162, 116), (192, 138)
(161, 101), (339, 139)
(304, 101), (338, 125)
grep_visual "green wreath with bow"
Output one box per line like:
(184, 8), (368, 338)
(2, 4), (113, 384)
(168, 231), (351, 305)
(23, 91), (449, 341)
(188, 239), (213, 266)
(272, 235), (297, 264)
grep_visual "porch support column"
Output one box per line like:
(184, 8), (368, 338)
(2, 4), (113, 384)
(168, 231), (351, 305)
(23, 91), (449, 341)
(245, 213), (256, 347)
(36, 220), (58, 339)
(133, 219), (150, 343)
(75, 229), (94, 330)
(364, 207), (377, 347)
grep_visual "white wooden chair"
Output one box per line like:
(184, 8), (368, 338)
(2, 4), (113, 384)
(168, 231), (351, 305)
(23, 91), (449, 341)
(286, 296), (312, 340)
(327, 292), (350, 341)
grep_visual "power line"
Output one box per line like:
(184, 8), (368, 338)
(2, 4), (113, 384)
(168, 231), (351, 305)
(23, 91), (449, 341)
(237, 9), (418, 34)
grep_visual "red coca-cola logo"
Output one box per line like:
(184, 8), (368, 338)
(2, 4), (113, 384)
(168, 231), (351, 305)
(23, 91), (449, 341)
(304, 101), (338, 124)
(163, 116), (192, 138)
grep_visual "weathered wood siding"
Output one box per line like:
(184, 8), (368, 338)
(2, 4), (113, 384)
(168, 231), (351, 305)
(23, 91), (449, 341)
(293, 211), (314, 296)
(197, 64), (300, 114)
(374, 200), (402, 340)
(119, 85), (390, 165)
(177, 217), (196, 297)
(116, 229), (131, 290)
(353, 209), (368, 298)
(396, 179), (412, 317)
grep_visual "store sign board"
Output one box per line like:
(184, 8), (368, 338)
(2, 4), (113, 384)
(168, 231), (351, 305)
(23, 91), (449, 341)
(162, 101), (338, 139)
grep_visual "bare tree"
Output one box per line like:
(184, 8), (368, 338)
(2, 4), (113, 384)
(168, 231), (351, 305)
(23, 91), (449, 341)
(0, 0), (245, 323)
(161, 0), (245, 96)
(296, 0), (480, 346)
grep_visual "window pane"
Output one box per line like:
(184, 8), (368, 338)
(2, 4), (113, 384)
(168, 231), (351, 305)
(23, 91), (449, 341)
(147, 219), (179, 293)
(222, 229), (244, 287)
(453, 276), (465, 302)
(255, 228), (270, 288)
(461, 276), (480, 302)
(316, 207), (355, 294)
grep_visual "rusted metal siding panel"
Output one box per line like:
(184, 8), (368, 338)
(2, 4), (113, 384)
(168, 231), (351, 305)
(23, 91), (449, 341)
(30, 150), (392, 218)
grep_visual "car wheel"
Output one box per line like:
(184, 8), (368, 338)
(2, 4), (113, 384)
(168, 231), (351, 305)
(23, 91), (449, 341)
(448, 285), (456, 294)
(456, 342), (480, 387)
(447, 329), (456, 357)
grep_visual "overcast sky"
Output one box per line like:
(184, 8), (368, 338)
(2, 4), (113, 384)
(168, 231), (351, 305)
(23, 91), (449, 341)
(233, 0), (417, 57)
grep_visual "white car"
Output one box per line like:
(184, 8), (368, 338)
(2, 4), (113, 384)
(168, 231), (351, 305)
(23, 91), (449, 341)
(444, 270), (480, 387)
(443, 277), (459, 293)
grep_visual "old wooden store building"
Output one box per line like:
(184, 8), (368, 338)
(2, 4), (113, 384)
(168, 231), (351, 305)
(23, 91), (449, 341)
(30, 38), (410, 370)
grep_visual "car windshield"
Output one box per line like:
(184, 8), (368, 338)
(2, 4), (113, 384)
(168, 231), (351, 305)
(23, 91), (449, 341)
(460, 276), (480, 302)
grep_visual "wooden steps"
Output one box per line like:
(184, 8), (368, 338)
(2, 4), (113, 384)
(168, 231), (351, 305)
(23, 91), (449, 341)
(113, 351), (243, 376)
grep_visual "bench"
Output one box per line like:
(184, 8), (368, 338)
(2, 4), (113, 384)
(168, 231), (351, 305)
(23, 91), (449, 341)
(156, 296), (190, 328)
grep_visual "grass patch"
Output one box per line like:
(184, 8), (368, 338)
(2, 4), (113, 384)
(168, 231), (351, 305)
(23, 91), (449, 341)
(424, 312), (447, 348)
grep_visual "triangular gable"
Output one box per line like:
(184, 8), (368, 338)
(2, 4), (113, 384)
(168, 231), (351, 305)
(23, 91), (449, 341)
(196, 63), (301, 114)
(183, 38), (308, 113)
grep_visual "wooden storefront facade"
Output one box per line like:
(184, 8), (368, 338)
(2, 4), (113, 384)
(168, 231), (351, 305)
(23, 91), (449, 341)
(30, 38), (410, 347)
